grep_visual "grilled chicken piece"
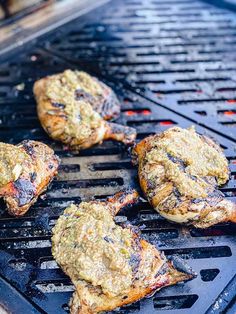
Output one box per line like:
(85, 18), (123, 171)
(133, 126), (236, 228)
(0, 140), (59, 216)
(52, 190), (194, 314)
(33, 70), (136, 151)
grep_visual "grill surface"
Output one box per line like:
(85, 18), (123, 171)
(0, 0), (236, 313)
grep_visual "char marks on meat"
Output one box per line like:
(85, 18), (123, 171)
(52, 190), (194, 314)
(133, 126), (236, 228)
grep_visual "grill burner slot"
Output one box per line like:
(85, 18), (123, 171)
(164, 246), (232, 259)
(127, 119), (176, 126)
(153, 294), (199, 310)
(190, 224), (236, 237)
(90, 161), (134, 171)
(200, 269), (220, 282)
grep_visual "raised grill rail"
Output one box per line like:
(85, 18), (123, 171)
(0, 0), (236, 313)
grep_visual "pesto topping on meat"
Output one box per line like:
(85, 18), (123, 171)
(0, 143), (30, 187)
(52, 202), (137, 297)
(144, 127), (229, 199)
(45, 70), (104, 142)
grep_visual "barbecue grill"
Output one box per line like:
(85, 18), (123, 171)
(0, 0), (236, 313)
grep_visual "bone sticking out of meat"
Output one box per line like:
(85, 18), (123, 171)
(52, 189), (195, 314)
(133, 126), (236, 228)
(33, 69), (136, 151)
(0, 140), (59, 216)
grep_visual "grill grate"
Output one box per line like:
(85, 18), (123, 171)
(44, 0), (236, 141)
(0, 0), (236, 313)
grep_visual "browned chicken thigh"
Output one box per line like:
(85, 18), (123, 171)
(0, 140), (59, 216)
(133, 126), (236, 228)
(52, 190), (194, 314)
(33, 70), (136, 151)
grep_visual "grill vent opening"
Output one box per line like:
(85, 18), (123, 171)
(127, 119), (176, 127)
(190, 225), (236, 237)
(153, 294), (198, 310)
(90, 161), (134, 171)
(59, 165), (81, 173)
(114, 301), (141, 312)
(164, 246), (232, 259)
(200, 269), (220, 282)
(123, 108), (151, 115)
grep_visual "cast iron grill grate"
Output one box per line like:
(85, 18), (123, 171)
(0, 0), (235, 314)
(45, 0), (236, 142)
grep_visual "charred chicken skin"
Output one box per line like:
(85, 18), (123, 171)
(0, 140), (59, 216)
(133, 126), (236, 228)
(52, 190), (194, 314)
(33, 70), (136, 151)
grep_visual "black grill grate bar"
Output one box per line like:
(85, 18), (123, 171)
(40, 47), (236, 144)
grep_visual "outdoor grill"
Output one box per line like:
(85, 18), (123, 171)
(0, 0), (236, 313)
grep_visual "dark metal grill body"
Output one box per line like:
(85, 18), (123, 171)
(0, 0), (236, 313)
